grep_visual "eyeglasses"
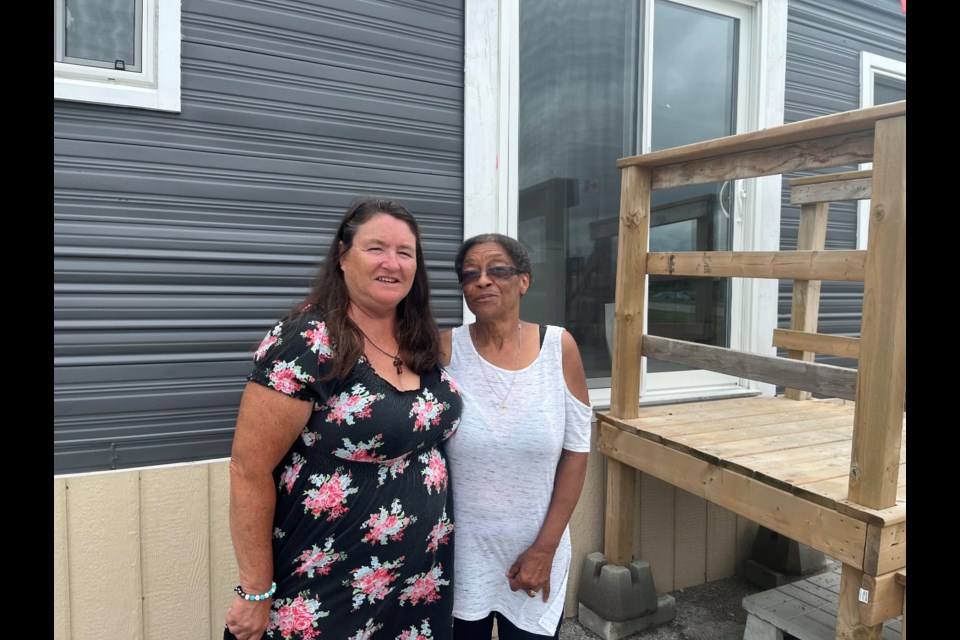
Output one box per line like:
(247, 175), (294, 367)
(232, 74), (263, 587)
(458, 265), (520, 285)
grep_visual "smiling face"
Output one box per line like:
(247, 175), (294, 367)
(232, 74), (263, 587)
(460, 241), (530, 321)
(339, 213), (418, 315)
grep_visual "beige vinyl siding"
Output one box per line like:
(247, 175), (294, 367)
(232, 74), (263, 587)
(208, 460), (238, 640)
(54, 461), (237, 640)
(54, 446), (755, 638)
(54, 478), (71, 640)
(67, 471), (143, 639)
(140, 465), (210, 638)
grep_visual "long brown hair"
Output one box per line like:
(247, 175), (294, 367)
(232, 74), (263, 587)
(291, 195), (440, 380)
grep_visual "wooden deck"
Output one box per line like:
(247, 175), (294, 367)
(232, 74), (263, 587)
(597, 396), (906, 576)
(599, 102), (905, 637)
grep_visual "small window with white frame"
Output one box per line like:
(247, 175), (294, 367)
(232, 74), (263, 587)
(54, 0), (182, 112)
(857, 52), (905, 249)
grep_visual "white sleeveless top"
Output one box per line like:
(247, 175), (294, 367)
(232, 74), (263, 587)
(444, 324), (593, 634)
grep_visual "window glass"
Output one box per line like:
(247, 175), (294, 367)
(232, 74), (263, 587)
(874, 75), (906, 105)
(518, 0), (741, 381)
(518, 0), (641, 383)
(59, 0), (140, 71)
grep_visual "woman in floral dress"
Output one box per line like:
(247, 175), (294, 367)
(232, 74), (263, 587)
(224, 196), (463, 640)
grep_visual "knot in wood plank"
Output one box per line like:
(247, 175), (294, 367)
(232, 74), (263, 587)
(623, 209), (644, 228)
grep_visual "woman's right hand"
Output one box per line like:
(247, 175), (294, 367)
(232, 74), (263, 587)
(227, 382), (311, 639)
(224, 595), (272, 640)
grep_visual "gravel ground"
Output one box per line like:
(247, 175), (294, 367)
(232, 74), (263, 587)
(558, 572), (764, 640)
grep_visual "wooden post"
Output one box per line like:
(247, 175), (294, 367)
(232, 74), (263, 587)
(604, 457), (636, 567)
(848, 115), (906, 509)
(896, 571), (906, 639)
(603, 165), (648, 569)
(858, 570), (905, 626)
(785, 202), (829, 400)
(836, 563), (883, 640)
(837, 114), (905, 640)
(610, 165), (652, 419)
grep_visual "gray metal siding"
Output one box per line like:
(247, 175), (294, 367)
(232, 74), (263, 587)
(54, 0), (465, 474)
(779, 0), (904, 369)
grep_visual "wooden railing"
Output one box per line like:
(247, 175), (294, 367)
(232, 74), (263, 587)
(600, 100), (905, 639)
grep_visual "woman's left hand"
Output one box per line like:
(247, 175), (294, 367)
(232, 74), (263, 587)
(506, 543), (555, 602)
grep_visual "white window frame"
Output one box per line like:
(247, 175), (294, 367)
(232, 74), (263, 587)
(463, 0), (787, 408)
(54, 0), (182, 112)
(857, 52), (906, 249)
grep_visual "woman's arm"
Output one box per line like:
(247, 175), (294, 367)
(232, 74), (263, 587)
(507, 329), (591, 602)
(225, 382), (314, 640)
(506, 449), (588, 601)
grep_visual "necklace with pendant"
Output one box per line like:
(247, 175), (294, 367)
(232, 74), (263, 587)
(358, 328), (403, 375)
(471, 322), (522, 412)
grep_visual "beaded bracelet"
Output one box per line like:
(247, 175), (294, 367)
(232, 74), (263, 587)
(234, 581), (277, 601)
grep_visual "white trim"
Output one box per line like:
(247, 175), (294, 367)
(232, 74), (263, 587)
(503, 2), (520, 239)
(860, 52), (906, 111)
(463, 0), (507, 323)
(857, 52), (906, 249)
(54, 456), (229, 480)
(639, 0), (656, 154)
(53, 0), (182, 112)
(589, 381), (758, 412)
(737, 0), (787, 397)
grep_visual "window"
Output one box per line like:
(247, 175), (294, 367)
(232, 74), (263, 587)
(54, 0), (182, 112)
(857, 52), (905, 249)
(516, 0), (758, 398)
(462, 0), (785, 405)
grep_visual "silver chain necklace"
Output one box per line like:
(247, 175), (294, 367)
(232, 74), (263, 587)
(471, 322), (522, 412)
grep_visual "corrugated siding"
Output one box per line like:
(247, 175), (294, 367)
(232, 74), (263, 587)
(778, 0), (905, 369)
(54, 0), (465, 474)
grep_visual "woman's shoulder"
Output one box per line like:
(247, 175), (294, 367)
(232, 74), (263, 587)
(444, 323), (472, 342)
(269, 304), (329, 333)
(438, 328), (453, 366)
(542, 324), (578, 342)
(253, 305), (333, 362)
(287, 302), (327, 322)
(439, 324), (470, 366)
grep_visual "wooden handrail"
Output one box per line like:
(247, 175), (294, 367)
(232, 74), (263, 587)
(617, 102), (905, 170)
(646, 250), (865, 281)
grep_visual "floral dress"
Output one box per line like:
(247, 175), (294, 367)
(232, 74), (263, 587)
(240, 308), (462, 640)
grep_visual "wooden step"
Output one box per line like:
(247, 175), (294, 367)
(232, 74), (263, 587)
(742, 562), (902, 640)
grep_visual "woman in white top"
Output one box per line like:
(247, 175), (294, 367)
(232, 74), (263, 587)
(440, 233), (592, 639)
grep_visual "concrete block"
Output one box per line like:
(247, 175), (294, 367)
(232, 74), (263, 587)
(749, 527), (828, 576)
(743, 614), (784, 640)
(578, 593), (676, 640)
(744, 558), (792, 590)
(576, 552), (659, 621)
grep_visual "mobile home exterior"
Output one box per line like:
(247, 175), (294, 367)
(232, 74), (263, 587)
(53, 1), (904, 637)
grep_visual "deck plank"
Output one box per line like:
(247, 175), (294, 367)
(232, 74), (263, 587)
(670, 416), (854, 445)
(684, 427), (855, 459)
